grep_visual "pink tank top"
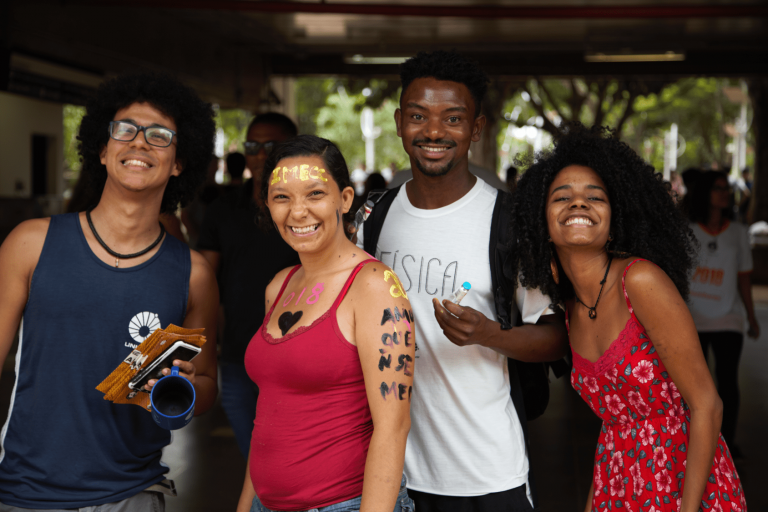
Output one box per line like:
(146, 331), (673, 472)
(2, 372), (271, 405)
(245, 259), (376, 511)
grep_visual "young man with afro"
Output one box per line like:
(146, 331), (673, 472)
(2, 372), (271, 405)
(0, 72), (219, 511)
(357, 50), (568, 511)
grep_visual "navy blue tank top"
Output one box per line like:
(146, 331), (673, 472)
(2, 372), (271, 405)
(0, 213), (190, 508)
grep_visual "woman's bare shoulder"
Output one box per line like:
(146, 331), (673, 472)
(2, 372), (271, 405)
(349, 260), (410, 306)
(622, 258), (671, 289)
(622, 257), (683, 312)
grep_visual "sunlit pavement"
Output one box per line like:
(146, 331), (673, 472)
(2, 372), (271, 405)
(1, 302), (765, 511)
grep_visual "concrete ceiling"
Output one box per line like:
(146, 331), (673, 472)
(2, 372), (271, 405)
(2, 0), (767, 108)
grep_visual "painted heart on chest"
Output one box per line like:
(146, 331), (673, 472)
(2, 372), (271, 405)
(278, 311), (303, 335)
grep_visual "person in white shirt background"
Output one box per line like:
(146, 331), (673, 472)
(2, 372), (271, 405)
(686, 170), (760, 457)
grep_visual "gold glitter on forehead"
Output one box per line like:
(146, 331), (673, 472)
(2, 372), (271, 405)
(270, 165), (328, 185)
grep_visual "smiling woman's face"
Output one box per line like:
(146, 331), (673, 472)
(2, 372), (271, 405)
(546, 165), (612, 250)
(266, 155), (354, 254)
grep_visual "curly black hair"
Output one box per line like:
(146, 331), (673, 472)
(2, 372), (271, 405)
(76, 71), (215, 214)
(400, 50), (489, 118)
(511, 123), (697, 303)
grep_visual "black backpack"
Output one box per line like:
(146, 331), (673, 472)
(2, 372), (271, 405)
(362, 186), (551, 433)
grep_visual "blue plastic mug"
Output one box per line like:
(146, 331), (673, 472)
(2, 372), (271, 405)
(150, 366), (195, 430)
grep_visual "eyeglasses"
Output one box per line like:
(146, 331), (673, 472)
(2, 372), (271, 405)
(108, 121), (176, 148)
(244, 140), (277, 156)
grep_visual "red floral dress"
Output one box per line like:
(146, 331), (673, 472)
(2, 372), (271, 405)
(568, 259), (747, 512)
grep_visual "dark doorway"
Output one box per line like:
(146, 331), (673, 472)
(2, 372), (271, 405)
(31, 134), (55, 196)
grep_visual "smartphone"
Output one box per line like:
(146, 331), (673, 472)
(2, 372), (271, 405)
(128, 341), (201, 392)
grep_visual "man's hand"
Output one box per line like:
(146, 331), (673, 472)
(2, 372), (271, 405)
(144, 360), (198, 391)
(432, 298), (496, 348)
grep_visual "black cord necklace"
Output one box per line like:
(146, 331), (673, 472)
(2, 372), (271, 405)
(86, 209), (165, 268)
(575, 255), (614, 319)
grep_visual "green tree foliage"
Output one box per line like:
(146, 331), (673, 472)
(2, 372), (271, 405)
(63, 104), (86, 176)
(295, 78), (337, 136)
(500, 78), (652, 138)
(499, 77), (751, 173)
(216, 107), (252, 154)
(299, 78), (409, 171)
(624, 78), (747, 171)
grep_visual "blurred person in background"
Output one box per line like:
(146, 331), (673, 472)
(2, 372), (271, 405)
(687, 170), (759, 457)
(669, 170), (686, 203)
(197, 113), (299, 458)
(351, 172), (388, 215)
(226, 152), (247, 187)
(181, 154), (221, 248)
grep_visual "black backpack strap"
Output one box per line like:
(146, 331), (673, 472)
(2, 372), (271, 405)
(362, 186), (401, 256)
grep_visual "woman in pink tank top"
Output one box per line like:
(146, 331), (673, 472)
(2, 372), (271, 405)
(236, 135), (415, 512)
(510, 124), (745, 512)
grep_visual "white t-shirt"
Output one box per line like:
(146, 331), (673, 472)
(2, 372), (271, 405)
(689, 221), (752, 333)
(357, 178), (552, 496)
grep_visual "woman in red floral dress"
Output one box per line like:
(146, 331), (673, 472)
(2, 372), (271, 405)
(511, 124), (746, 512)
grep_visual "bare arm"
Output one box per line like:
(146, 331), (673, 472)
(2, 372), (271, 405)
(626, 262), (722, 512)
(737, 272), (760, 339)
(353, 264), (414, 512)
(0, 220), (49, 379)
(432, 299), (568, 362)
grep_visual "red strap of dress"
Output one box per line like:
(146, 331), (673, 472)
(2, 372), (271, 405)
(331, 259), (378, 311)
(621, 258), (648, 317)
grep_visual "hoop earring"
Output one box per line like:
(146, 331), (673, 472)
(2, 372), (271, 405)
(605, 233), (614, 250)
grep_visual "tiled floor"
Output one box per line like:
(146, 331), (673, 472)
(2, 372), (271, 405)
(2, 305), (766, 511)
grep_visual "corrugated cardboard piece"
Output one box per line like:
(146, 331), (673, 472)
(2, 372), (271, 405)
(96, 324), (206, 411)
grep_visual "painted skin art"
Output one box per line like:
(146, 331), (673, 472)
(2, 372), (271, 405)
(384, 270), (408, 300)
(277, 283), (325, 335)
(377, 306), (415, 401)
(269, 164), (328, 185)
(281, 283), (325, 308)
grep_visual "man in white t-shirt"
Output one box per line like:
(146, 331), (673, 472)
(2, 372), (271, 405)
(356, 50), (568, 512)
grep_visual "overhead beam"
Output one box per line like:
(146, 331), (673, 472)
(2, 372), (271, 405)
(72, 1), (768, 19)
(268, 49), (768, 77)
